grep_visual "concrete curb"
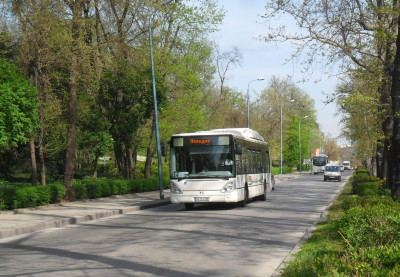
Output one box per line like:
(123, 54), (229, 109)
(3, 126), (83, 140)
(0, 198), (171, 239)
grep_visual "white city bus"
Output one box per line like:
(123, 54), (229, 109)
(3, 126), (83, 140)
(169, 128), (273, 209)
(312, 154), (329, 174)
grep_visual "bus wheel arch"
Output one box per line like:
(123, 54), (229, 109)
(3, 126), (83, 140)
(239, 184), (248, 208)
(184, 203), (194, 210)
(261, 181), (267, 201)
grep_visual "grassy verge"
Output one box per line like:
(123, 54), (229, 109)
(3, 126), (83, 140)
(279, 167), (400, 276)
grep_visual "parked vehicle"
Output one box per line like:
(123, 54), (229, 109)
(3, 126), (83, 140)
(324, 165), (341, 182)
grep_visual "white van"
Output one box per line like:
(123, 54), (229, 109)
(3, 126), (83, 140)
(342, 161), (351, 170)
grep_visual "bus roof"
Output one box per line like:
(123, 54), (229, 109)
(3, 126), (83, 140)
(171, 128), (265, 142)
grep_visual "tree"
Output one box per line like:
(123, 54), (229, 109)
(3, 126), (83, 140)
(335, 74), (383, 173)
(251, 76), (320, 165)
(99, 61), (167, 179)
(215, 45), (242, 97)
(0, 58), (38, 176)
(261, 0), (400, 195)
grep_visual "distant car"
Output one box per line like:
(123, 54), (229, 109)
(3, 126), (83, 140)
(324, 165), (341, 182)
(340, 165), (344, 172)
(342, 161), (351, 170)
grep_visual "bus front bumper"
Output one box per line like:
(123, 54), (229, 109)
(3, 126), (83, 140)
(170, 190), (241, 204)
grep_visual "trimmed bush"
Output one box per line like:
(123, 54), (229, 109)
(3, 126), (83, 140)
(271, 166), (292, 175)
(48, 183), (66, 203)
(351, 175), (381, 194)
(357, 182), (382, 196)
(13, 186), (51, 209)
(316, 244), (400, 277)
(0, 185), (16, 210)
(73, 180), (87, 200)
(100, 180), (112, 197)
(337, 203), (400, 248)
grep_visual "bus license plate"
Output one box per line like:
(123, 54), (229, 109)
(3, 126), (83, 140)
(194, 197), (209, 202)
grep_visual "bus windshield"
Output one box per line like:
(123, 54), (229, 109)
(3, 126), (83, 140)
(313, 156), (328, 166)
(170, 145), (234, 179)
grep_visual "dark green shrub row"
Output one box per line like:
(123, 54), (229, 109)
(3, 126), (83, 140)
(0, 182), (66, 210)
(0, 178), (169, 210)
(355, 165), (369, 176)
(351, 174), (382, 194)
(318, 171), (400, 275)
(337, 202), (400, 248)
(281, 170), (400, 276)
(316, 244), (400, 277)
(271, 166), (293, 175)
(73, 177), (170, 200)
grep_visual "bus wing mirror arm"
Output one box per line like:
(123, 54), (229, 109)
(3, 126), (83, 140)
(235, 143), (242, 155)
(161, 141), (168, 157)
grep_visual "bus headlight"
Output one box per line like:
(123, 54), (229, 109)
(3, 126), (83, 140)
(170, 183), (183, 194)
(221, 181), (235, 193)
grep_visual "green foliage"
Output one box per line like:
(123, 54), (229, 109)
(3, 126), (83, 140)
(0, 184), (16, 210)
(337, 204), (400, 248)
(351, 175), (381, 194)
(281, 175), (400, 276)
(271, 166), (292, 175)
(48, 182), (66, 203)
(315, 245), (400, 277)
(13, 186), (51, 209)
(0, 58), (38, 150)
(72, 180), (87, 200)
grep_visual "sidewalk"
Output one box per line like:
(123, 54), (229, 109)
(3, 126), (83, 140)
(0, 173), (300, 240)
(0, 191), (171, 239)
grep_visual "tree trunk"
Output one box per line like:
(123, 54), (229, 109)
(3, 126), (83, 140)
(124, 148), (133, 179)
(144, 124), (156, 179)
(38, 127), (47, 186)
(64, 1), (82, 199)
(377, 76), (393, 180)
(93, 154), (99, 178)
(389, 16), (400, 197)
(29, 138), (38, 186)
(132, 145), (138, 178)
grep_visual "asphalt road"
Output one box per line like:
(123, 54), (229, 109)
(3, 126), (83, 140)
(0, 171), (350, 277)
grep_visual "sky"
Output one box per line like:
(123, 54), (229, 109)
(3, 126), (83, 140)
(211, 0), (344, 143)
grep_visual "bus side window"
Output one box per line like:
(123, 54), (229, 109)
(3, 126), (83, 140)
(247, 149), (251, 174)
(266, 151), (270, 173)
(257, 150), (262, 173)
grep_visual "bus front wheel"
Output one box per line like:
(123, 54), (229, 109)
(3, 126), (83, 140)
(260, 182), (267, 201)
(239, 187), (248, 208)
(184, 203), (194, 210)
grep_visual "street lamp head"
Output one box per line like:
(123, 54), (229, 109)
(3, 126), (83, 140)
(304, 115), (309, 119)
(257, 77), (265, 81)
(289, 99), (295, 103)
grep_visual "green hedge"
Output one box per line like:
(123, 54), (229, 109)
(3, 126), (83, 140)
(0, 177), (170, 210)
(351, 175), (382, 194)
(281, 169), (400, 276)
(271, 166), (293, 175)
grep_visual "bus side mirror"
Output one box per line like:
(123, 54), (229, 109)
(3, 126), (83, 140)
(161, 142), (168, 157)
(235, 144), (242, 155)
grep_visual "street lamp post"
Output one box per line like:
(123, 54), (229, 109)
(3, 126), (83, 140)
(280, 98), (295, 175)
(247, 77), (265, 128)
(299, 115), (308, 175)
(149, 15), (164, 199)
